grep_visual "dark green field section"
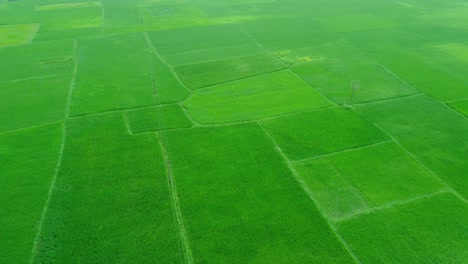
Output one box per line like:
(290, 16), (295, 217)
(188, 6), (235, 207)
(0, 76), (71, 132)
(184, 70), (332, 124)
(337, 192), (468, 263)
(0, 124), (62, 263)
(356, 95), (468, 199)
(261, 107), (388, 160)
(294, 142), (445, 221)
(166, 124), (355, 263)
(292, 55), (419, 105)
(0, 39), (74, 82)
(125, 104), (193, 134)
(33, 113), (179, 263)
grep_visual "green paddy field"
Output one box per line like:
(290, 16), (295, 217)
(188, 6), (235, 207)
(1, 0), (467, 263)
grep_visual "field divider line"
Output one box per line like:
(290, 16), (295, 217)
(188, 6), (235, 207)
(333, 189), (450, 224)
(0, 120), (63, 135)
(183, 67), (288, 92)
(350, 93), (423, 107)
(177, 103), (201, 127)
(291, 140), (393, 163)
(257, 122), (362, 264)
(0, 73), (71, 84)
(30, 122), (67, 264)
(65, 39), (78, 118)
(444, 103), (468, 120)
(122, 111), (133, 135)
(445, 97), (468, 104)
(145, 32), (194, 264)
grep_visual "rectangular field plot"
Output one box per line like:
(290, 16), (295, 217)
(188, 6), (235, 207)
(261, 107), (388, 160)
(174, 53), (286, 89)
(292, 55), (419, 104)
(147, 24), (264, 66)
(71, 34), (155, 116)
(125, 104), (193, 134)
(315, 14), (400, 32)
(0, 75), (71, 132)
(294, 142), (445, 220)
(0, 24), (39, 47)
(356, 95), (468, 199)
(166, 124), (355, 263)
(337, 192), (468, 263)
(241, 17), (340, 51)
(183, 70), (332, 124)
(370, 51), (467, 102)
(0, 123), (62, 263)
(0, 39), (74, 82)
(435, 43), (468, 65)
(33, 113), (180, 263)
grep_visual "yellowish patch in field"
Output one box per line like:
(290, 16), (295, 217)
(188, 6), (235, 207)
(35, 2), (101, 11)
(0, 24), (40, 47)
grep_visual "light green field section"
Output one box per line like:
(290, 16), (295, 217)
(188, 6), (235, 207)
(315, 14), (400, 32)
(71, 34), (155, 116)
(417, 7), (468, 31)
(140, 3), (210, 30)
(294, 142), (445, 220)
(275, 42), (361, 65)
(370, 51), (467, 102)
(184, 70), (332, 124)
(33, 27), (103, 42)
(166, 124), (356, 263)
(0, 123), (62, 264)
(35, 1), (101, 11)
(125, 104), (193, 133)
(0, 76), (71, 132)
(292, 55), (418, 105)
(174, 53), (286, 89)
(356, 95), (468, 199)
(147, 24), (264, 65)
(435, 43), (468, 64)
(337, 192), (468, 263)
(0, 39), (74, 82)
(261, 107), (388, 160)
(34, 6), (102, 32)
(448, 99), (468, 117)
(241, 17), (340, 51)
(34, 113), (179, 263)
(0, 23), (39, 47)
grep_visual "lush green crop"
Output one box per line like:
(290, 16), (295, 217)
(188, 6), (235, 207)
(1, 0), (467, 262)
(125, 104), (193, 133)
(337, 192), (468, 263)
(174, 53), (286, 89)
(294, 142), (445, 220)
(0, 76), (71, 132)
(33, 113), (179, 263)
(0, 124), (62, 263)
(184, 70), (332, 124)
(166, 124), (356, 263)
(261, 107), (388, 160)
(356, 95), (468, 198)
(292, 55), (419, 104)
